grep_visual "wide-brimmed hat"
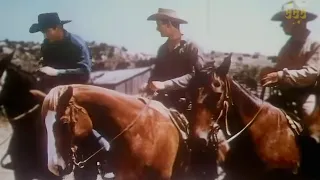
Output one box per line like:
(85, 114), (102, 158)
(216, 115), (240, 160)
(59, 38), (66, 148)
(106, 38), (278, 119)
(271, 1), (317, 22)
(29, 12), (71, 33)
(147, 8), (188, 24)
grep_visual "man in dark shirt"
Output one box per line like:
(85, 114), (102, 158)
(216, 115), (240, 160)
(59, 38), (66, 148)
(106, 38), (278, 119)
(29, 12), (97, 179)
(29, 12), (92, 92)
(145, 8), (205, 112)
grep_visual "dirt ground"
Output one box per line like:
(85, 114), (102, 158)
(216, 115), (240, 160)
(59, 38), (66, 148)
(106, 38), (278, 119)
(0, 118), (14, 180)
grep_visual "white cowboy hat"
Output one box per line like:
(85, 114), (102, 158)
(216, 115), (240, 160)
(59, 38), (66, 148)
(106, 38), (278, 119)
(271, 1), (317, 21)
(147, 8), (188, 24)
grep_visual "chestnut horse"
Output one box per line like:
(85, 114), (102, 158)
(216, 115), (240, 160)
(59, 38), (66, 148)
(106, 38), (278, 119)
(186, 54), (318, 180)
(32, 84), (190, 180)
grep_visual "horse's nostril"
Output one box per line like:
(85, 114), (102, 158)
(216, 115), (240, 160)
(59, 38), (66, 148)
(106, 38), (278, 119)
(199, 138), (208, 147)
(55, 165), (64, 176)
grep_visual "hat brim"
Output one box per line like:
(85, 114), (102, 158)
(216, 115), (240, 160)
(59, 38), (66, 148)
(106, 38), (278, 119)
(271, 11), (317, 22)
(29, 20), (72, 33)
(147, 13), (188, 24)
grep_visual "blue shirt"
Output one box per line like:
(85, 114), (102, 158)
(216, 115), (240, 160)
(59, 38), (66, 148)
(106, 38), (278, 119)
(40, 30), (92, 87)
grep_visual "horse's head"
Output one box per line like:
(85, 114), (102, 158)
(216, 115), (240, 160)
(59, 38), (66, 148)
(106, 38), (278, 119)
(45, 86), (93, 176)
(188, 54), (232, 149)
(0, 51), (15, 78)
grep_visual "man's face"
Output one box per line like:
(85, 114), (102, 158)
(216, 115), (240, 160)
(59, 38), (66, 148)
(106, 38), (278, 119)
(280, 19), (295, 35)
(156, 20), (171, 37)
(42, 27), (59, 42)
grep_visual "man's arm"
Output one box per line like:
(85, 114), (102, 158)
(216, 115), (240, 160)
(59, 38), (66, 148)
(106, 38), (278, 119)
(163, 73), (193, 90)
(162, 42), (205, 90)
(57, 36), (92, 77)
(277, 42), (320, 87)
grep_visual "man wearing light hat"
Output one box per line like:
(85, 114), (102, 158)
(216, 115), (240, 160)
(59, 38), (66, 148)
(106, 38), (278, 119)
(145, 8), (205, 112)
(260, 1), (320, 144)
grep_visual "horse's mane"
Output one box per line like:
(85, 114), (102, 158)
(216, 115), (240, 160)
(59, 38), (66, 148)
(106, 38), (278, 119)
(43, 85), (71, 111)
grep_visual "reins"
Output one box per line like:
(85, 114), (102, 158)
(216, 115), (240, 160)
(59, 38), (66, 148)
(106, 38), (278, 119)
(73, 91), (158, 168)
(210, 78), (265, 145)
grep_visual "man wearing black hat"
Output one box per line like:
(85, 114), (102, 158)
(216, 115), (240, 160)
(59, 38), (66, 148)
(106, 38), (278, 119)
(29, 12), (92, 92)
(29, 12), (96, 180)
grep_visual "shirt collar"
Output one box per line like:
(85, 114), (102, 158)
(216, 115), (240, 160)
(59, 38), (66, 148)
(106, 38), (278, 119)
(164, 35), (187, 50)
(291, 29), (311, 42)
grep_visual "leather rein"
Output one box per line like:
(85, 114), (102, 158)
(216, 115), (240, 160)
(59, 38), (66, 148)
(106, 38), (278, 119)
(209, 78), (264, 147)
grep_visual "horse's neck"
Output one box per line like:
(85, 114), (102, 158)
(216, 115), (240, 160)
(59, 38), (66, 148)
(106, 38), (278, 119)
(228, 78), (262, 124)
(75, 87), (142, 137)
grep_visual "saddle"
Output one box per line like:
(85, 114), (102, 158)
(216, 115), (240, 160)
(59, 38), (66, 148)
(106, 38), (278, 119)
(279, 109), (303, 136)
(137, 97), (189, 140)
(267, 89), (304, 136)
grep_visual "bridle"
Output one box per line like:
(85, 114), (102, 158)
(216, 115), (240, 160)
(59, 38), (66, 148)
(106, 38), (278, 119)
(205, 77), (264, 148)
(66, 92), (159, 169)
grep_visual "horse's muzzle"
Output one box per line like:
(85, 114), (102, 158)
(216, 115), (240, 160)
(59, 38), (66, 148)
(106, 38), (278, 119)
(48, 155), (73, 177)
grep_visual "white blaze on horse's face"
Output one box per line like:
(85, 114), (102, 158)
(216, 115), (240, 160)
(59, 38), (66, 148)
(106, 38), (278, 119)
(45, 110), (66, 176)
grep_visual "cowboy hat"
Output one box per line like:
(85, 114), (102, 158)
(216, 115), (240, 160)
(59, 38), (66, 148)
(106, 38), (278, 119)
(147, 8), (188, 24)
(29, 12), (72, 33)
(271, 1), (317, 22)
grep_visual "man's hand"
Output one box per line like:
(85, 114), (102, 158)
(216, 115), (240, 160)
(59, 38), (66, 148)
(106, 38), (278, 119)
(38, 66), (59, 76)
(148, 81), (165, 91)
(139, 83), (148, 93)
(261, 72), (279, 87)
(259, 66), (275, 80)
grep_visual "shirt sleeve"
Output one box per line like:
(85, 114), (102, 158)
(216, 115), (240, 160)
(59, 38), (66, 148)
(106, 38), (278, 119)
(162, 42), (205, 90)
(57, 35), (92, 76)
(148, 45), (164, 82)
(163, 73), (193, 90)
(277, 42), (320, 87)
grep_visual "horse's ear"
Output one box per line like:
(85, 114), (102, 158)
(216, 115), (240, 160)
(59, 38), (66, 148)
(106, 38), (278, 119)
(0, 50), (15, 64)
(58, 86), (73, 108)
(216, 53), (232, 77)
(29, 89), (46, 101)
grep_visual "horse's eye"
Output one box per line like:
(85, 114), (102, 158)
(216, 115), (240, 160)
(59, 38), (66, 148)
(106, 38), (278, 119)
(213, 81), (220, 87)
(60, 116), (69, 124)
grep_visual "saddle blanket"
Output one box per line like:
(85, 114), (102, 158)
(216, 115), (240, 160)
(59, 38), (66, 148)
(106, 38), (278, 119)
(137, 97), (189, 140)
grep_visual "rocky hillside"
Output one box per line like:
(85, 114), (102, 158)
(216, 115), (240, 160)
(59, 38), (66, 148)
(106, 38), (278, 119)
(0, 39), (276, 91)
(0, 39), (155, 72)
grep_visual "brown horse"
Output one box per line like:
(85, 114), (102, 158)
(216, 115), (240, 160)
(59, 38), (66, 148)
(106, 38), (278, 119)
(186, 54), (314, 180)
(31, 84), (190, 180)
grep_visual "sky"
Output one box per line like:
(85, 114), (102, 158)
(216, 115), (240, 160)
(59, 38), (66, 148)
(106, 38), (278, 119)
(0, 0), (319, 56)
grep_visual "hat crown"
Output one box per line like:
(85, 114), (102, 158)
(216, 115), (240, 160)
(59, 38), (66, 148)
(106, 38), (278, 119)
(281, 0), (307, 11)
(38, 12), (61, 25)
(157, 8), (178, 17)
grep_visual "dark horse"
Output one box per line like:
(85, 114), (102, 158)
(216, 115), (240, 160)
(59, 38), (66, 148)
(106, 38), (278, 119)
(0, 52), (59, 180)
(0, 52), (103, 180)
(186, 54), (318, 180)
(30, 84), (192, 180)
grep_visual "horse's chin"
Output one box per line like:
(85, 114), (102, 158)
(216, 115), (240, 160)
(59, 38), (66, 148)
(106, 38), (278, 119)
(58, 161), (74, 177)
(65, 162), (74, 175)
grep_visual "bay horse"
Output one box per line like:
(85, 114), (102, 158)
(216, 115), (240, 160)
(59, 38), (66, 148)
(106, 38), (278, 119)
(32, 84), (190, 180)
(186, 54), (316, 180)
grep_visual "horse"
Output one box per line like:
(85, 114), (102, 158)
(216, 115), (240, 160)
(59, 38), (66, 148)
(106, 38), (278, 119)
(0, 52), (103, 180)
(186, 54), (318, 180)
(0, 52), (58, 180)
(30, 84), (191, 180)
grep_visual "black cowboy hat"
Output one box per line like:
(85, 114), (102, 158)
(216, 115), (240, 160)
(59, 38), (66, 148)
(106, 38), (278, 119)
(29, 12), (72, 33)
